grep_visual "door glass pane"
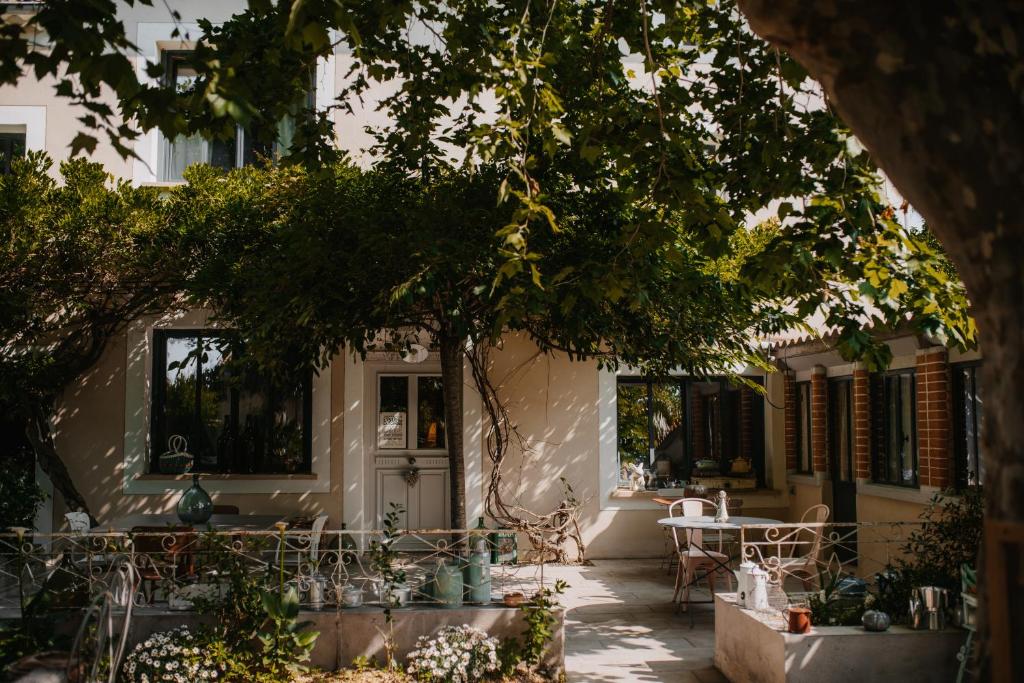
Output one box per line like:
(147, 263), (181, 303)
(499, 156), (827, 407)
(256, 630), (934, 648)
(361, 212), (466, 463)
(836, 384), (851, 482)
(196, 337), (229, 471)
(378, 376), (409, 449)
(651, 382), (684, 480)
(160, 335), (199, 467)
(616, 382), (649, 482)
(267, 379), (307, 472)
(416, 376), (446, 449)
(798, 383), (812, 472)
(690, 381), (721, 468)
(900, 375), (915, 484)
(237, 363), (268, 472)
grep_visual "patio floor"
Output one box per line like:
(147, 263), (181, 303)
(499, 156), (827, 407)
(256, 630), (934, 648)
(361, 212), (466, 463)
(542, 559), (728, 683)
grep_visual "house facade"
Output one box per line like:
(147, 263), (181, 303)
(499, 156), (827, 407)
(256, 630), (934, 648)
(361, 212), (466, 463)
(3, 1), (983, 559)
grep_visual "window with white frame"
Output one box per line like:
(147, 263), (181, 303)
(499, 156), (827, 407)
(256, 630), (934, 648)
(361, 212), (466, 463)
(160, 50), (314, 182)
(376, 374), (447, 451)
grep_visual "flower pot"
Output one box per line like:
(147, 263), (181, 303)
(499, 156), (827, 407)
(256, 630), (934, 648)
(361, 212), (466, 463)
(787, 606), (812, 634)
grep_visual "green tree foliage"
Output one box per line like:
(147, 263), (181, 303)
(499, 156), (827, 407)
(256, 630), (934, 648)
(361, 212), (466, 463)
(0, 154), (192, 518)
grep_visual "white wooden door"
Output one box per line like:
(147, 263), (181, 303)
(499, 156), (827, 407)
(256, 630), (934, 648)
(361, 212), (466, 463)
(375, 468), (449, 531)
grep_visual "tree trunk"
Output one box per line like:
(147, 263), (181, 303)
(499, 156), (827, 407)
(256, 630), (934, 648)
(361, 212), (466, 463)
(25, 402), (97, 526)
(736, 1), (1024, 678)
(439, 333), (466, 531)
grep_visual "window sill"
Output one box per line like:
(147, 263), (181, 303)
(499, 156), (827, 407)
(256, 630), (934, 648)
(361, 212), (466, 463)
(609, 488), (786, 509)
(139, 180), (185, 188)
(788, 472), (825, 486)
(137, 473), (317, 481)
(857, 481), (941, 505)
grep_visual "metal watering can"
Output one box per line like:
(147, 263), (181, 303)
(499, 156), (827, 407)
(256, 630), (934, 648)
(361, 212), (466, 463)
(734, 562), (757, 605)
(909, 586), (949, 630)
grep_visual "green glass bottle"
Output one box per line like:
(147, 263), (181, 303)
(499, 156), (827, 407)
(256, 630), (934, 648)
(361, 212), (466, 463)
(176, 473), (213, 524)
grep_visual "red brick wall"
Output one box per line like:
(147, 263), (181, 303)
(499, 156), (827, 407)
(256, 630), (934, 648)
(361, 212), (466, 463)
(784, 372), (797, 471)
(811, 366), (827, 474)
(916, 348), (951, 488)
(853, 366), (871, 480)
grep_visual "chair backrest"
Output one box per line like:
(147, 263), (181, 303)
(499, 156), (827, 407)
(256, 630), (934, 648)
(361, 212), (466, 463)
(307, 515), (329, 562)
(212, 504), (240, 515)
(130, 526), (196, 575)
(667, 498), (714, 549)
(65, 511), (91, 534)
(798, 504), (830, 562)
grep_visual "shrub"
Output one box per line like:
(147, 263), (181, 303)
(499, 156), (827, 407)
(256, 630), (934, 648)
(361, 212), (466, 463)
(406, 625), (499, 682)
(121, 627), (222, 683)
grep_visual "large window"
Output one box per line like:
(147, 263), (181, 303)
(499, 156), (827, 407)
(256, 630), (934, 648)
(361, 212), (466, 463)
(150, 330), (312, 474)
(376, 374), (447, 450)
(160, 51), (314, 181)
(0, 131), (26, 174)
(870, 370), (918, 487)
(795, 381), (813, 474)
(616, 376), (764, 487)
(952, 362), (984, 488)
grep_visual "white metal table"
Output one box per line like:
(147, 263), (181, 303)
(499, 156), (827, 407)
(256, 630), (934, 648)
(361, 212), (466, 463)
(658, 515), (781, 623)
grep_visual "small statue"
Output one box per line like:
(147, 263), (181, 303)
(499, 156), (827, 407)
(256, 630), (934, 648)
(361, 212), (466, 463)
(627, 462), (648, 491)
(714, 489), (730, 523)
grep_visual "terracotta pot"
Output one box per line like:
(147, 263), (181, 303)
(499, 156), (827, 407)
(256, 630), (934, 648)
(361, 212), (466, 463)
(503, 592), (525, 607)
(787, 606), (812, 634)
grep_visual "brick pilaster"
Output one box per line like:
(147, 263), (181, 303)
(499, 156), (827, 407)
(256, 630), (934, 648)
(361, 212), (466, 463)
(853, 365), (871, 480)
(811, 366), (828, 474)
(916, 347), (950, 488)
(783, 372), (797, 472)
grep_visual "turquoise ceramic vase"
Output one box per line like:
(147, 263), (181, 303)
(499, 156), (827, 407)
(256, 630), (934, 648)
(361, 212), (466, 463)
(176, 474), (213, 524)
(434, 558), (464, 608)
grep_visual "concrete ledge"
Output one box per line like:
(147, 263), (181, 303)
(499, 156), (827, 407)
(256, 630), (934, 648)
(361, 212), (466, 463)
(124, 604), (564, 673)
(714, 593), (962, 683)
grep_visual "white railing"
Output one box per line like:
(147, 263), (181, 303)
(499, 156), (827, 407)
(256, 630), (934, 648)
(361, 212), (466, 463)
(0, 527), (546, 613)
(739, 521), (923, 594)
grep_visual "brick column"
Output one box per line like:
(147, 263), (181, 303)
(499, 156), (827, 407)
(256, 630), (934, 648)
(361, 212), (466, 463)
(784, 372), (797, 472)
(853, 364), (871, 480)
(811, 366), (828, 475)
(916, 347), (950, 488)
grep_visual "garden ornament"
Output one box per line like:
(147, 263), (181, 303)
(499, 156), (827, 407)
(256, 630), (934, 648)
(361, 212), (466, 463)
(714, 490), (730, 523)
(862, 610), (892, 632)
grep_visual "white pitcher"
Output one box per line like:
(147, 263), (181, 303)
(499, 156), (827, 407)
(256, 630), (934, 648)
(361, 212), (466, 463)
(748, 567), (769, 611)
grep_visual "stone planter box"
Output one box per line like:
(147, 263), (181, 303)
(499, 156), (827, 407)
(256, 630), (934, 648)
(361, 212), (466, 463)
(714, 593), (964, 683)
(124, 603), (564, 673)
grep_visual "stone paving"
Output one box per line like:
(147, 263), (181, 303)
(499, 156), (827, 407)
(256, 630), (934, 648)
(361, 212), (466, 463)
(543, 559), (728, 683)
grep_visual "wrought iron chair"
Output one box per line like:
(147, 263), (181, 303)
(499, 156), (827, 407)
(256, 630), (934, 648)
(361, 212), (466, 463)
(667, 498), (732, 610)
(777, 503), (830, 590)
(129, 526), (196, 604)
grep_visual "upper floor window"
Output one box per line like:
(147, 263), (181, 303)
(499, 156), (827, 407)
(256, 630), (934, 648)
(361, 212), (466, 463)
(377, 374), (447, 450)
(616, 376), (765, 488)
(871, 370), (918, 487)
(795, 381), (813, 474)
(150, 330), (312, 474)
(0, 131), (26, 174)
(952, 362), (983, 488)
(160, 50), (314, 182)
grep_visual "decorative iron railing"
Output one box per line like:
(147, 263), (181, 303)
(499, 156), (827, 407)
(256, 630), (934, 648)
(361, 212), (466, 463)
(739, 521), (923, 595)
(0, 527), (548, 614)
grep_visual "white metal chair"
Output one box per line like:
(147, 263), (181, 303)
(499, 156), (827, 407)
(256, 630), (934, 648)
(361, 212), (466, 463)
(777, 503), (830, 590)
(668, 498), (732, 611)
(64, 511), (91, 534)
